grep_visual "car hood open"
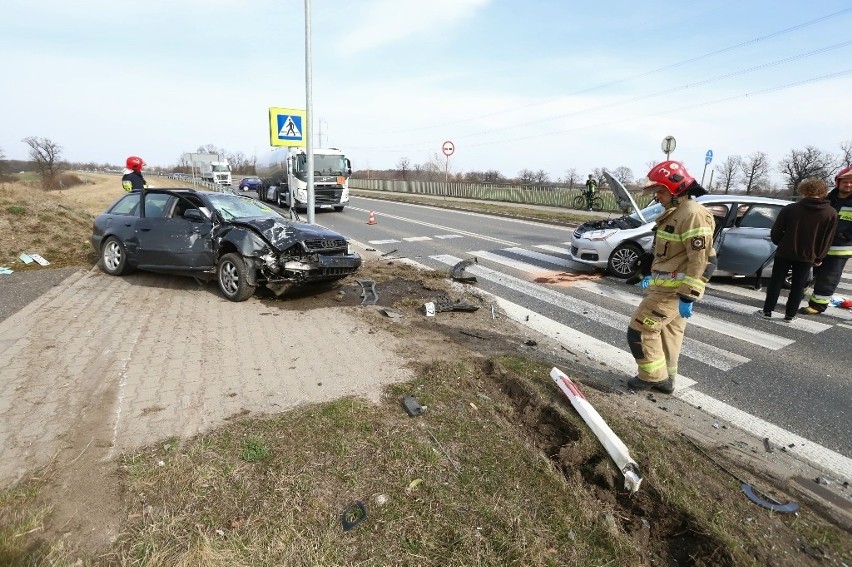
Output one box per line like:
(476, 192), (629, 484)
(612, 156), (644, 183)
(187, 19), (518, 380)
(603, 171), (646, 223)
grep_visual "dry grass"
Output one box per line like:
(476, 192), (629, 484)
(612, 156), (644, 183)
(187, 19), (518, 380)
(0, 173), (195, 270)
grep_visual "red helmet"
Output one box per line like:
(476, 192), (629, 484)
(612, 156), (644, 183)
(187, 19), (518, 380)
(126, 156), (146, 172)
(644, 160), (695, 196)
(835, 166), (852, 185)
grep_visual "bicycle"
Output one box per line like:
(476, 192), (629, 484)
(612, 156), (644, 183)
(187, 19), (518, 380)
(572, 193), (604, 211)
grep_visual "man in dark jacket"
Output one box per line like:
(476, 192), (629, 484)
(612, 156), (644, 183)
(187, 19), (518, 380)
(801, 166), (852, 314)
(759, 178), (837, 322)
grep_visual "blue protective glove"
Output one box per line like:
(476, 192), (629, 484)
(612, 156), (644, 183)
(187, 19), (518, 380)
(679, 299), (694, 318)
(638, 275), (652, 290)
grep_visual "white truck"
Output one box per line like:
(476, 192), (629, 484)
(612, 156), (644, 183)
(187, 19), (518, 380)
(192, 154), (232, 187)
(255, 147), (351, 212)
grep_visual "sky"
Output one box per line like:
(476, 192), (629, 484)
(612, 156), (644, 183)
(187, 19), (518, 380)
(2, 0), (851, 186)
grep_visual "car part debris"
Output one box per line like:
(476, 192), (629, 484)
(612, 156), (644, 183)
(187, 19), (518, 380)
(434, 295), (479, 312)
(762, 437), (774, 453)
(685, 436), (799, 514)
(341, 501), (367, 531)
(490, 304), (497, 319)
(381, 308), (402, 318)
(380, 249), (397, 257)
(550, 367), (642, 493)
(423, 302), (436, 316)
(402, 395), (426, 417)
(428, 429), (461, 472)
(356, 279), (377, 305)
(451, 257), (478, 284)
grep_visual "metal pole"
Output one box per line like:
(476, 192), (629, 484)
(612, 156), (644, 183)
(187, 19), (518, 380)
(708, 170), (715, 192)
(700, 162), (708, 186)
(305, 0), (315, 224)
(444, 155), (449, 200)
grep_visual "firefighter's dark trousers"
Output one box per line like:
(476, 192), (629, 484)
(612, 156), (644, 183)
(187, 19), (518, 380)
(627, 290), (687, 383)
(807, 255), (849, 313)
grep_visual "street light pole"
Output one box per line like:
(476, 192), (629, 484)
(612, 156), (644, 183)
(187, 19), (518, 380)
(304, 0), (315, 224)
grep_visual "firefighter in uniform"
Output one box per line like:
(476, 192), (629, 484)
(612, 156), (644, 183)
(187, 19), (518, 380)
(627, 161), (717, 394)
(122, 156), (148, 192)
(801, 166), (852, 314)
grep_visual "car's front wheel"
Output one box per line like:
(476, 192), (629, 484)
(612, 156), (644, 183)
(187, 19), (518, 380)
(217, 253), (256, 302)
(607, 242), (642, 279)
(101, 236), (133, 276)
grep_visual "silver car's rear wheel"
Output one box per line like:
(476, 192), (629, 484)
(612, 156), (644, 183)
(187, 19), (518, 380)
(608, 243), (642, 279)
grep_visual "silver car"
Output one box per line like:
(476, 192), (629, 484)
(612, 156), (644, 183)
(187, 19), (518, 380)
(569, 172), (792, 280)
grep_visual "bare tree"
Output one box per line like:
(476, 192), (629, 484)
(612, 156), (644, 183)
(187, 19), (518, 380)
(838, 139), (852, 169)
(0, 146), (5, 175)
(396, 157), (411, 180)
(22, 136), (63, 188)
(562, 167), (578, 188)
(714, 155), (742, 194)
(533, 169), (550, 184)
(739, 151), (769, 194)
(777, 145), (835, 194)
(612, 166), (634, 185)
(196, 144), (226, 158)
(482, 170), (504, 183)
(517, 169), (535, 184)
(423, 152), (445, 181)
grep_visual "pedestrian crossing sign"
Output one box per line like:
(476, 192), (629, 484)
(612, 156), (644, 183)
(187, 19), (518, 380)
(268, 107), (306, 147)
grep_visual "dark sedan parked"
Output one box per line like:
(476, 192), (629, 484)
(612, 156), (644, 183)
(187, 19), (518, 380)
(91, 189), (362, 301)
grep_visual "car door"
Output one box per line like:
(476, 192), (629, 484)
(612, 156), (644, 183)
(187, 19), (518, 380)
(135, 193), (215, 270)
(715, 203), (784, 275)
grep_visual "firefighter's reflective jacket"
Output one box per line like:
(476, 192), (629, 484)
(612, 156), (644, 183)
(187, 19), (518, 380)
(122, 171), (147, 192)
(827, 188), (852, 257)
(648, 198), (717, 302)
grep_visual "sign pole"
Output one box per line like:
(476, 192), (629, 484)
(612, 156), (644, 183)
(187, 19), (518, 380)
(304, 0), (315, 224)
(701, 149), (713, 187)
(701, 163), (708, 187)
(441, 140), (455, 201)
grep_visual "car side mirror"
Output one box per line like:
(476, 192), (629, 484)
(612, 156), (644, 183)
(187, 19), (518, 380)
(183, 209), (205, 221)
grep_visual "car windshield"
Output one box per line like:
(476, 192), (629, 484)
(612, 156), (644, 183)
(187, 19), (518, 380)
(630, 201), (665, 224)
(206, 194), (282, 221)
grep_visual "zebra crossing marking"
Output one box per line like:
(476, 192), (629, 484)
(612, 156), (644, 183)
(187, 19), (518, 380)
(708, 282), (852, 321)
(434, 234), (464, 239)
(534, 244), (573, 255)
(403, 236), (433, 242)
(432, 255), (750, 371)
(368, 239), (400, 245)
(570, 280), (793, 350)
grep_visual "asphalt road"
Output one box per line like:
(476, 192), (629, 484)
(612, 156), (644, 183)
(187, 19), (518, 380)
(0, 267), (83, 324)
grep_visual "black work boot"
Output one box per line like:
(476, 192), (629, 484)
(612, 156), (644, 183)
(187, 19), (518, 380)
(628, 376), (675, 394)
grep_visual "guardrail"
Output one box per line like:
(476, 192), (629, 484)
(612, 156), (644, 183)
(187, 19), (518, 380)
(349, 178), (656, 212)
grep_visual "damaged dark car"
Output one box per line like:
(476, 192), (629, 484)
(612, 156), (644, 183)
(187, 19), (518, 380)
(91, 189), (362, 301)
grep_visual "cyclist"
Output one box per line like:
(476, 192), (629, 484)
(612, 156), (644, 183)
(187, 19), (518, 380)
(583, 174), (598, 210)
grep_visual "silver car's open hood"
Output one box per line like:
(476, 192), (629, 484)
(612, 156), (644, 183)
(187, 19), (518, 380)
(603, 172), (646, 223)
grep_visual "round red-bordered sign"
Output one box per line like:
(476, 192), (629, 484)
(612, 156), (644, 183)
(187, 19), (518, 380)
(442, 141), (455, 157)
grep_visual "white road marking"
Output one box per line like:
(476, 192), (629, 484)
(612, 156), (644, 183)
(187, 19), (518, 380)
(403, 236), (433, 242)
(432, 255), (749, 371)
(708, 282), (852, 321)
(434, 234), (464, 239)
(535, 244), (573, 255)
(368, 239), (400, 245)
(676, 389), (852, 481)
(570, 280), (793, 350)
(504, 247), (570, 267)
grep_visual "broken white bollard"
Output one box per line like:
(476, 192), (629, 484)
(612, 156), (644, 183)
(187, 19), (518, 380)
(550, 367), (643, 493)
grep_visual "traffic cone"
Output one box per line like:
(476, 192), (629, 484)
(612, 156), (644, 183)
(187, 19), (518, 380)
(367, 211), (377, 225)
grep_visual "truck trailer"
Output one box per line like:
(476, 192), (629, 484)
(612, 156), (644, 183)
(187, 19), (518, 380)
(255, 147), (351, 212)
(190, 153), (232, 187)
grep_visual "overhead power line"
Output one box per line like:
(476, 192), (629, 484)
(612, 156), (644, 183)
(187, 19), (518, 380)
(376, 6), (852, 137)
